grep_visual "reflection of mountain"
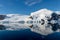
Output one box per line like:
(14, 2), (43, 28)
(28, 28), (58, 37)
(0, 25), (6, 30)
(0, 9), (60, 35)
(1, 23), (32, 30)
(0, 23), (53, 35)
(0, 23), (59, 36)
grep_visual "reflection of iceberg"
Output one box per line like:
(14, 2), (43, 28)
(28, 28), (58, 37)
(0, 9), (60, 35)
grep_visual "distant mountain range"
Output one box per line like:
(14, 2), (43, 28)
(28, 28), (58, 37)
(0, 9), (60, 24)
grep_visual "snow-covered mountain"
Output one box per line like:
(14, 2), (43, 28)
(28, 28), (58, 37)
(0, 9), (60, 23)
(0, 9), (60, 35)
(0, 14), (32, 23)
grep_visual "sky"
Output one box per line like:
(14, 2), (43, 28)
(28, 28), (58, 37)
(0, 0), (59, 15)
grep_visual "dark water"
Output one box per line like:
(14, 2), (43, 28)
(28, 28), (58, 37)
(45, 32), (60, 40)
(0, 29), (60, 40)
(0, 29), (44, 40)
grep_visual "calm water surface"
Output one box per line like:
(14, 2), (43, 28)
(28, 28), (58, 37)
(0, 23), (60, 40)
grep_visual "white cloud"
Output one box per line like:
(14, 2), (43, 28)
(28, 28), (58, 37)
(25, 0), (42, 6)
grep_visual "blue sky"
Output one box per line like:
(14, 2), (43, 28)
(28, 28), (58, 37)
(0, 0), (59, 15)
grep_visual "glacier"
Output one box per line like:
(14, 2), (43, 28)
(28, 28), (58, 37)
(0, 9), (60, 35)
